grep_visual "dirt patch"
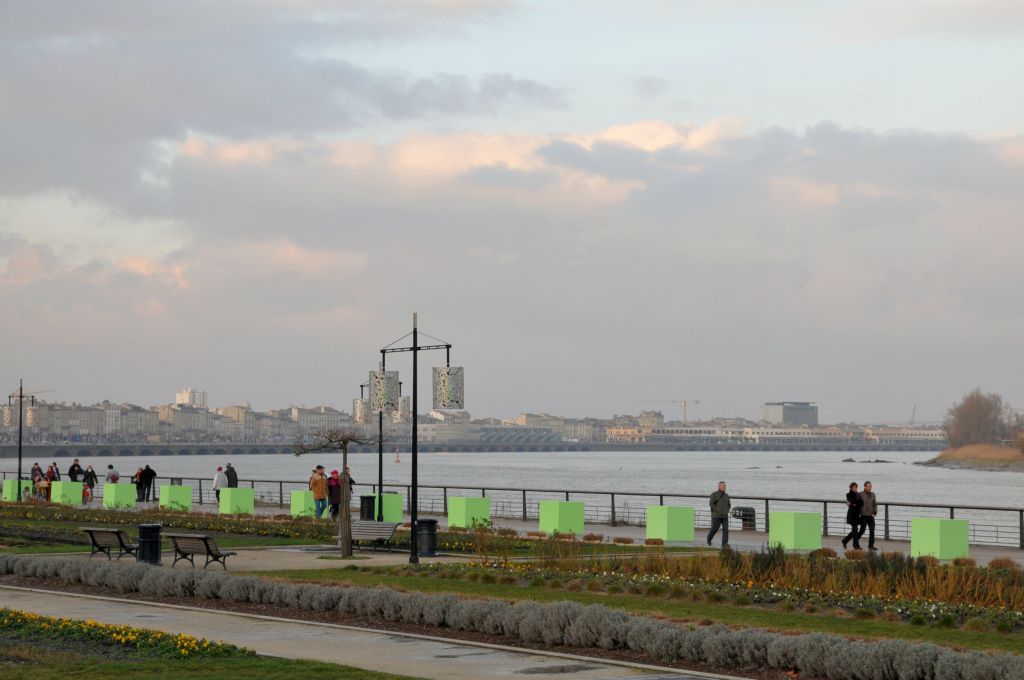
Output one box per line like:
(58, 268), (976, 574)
(919, 445), (1024, 472)
(0, 573), (792, 679)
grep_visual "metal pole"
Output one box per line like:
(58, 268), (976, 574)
(822, 502), (828, 537)
(610, 493), (616, 526)
(410, 312), (419, 564)
(884, 504), (890, 540)
(377, 409), (384, 521)
(16, 380), (24, 501)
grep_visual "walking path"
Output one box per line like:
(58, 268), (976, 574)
(0, 585), (729, 680)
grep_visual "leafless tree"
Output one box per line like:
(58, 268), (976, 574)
(944, 389), (1014, 449)
(293, 429), (376, 557)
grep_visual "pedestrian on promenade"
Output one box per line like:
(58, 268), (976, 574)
(83, 465), (98, 503)
(30, 463), (42, 483)
(140, 464), (157, 502)
(133, 467), (145, 501)
(309, 465), (328, 518)
(50, 463), (61, 481)
(857, 481), (878, 551)
(707, 481), (731, 548)
(327, 469), (342, 520)
(225, 462), (238, 488)
(67, 459), (83, 482)
(212, 466), (228, 503)
(105, 464), (120, 483)
(841, 482), (863, 550)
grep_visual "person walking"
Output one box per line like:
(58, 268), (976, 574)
(140, 464), (157, 502)
(327, 469), (342, 520)
(224, 462), (238, 488)
(707, 481), (731, 548)
(83, 465), (98, 503)
(212, 466), (228, 503)
(66, 459), (83, 482)
(309, 466), (328, 518)
(857, 481), (878, 551)
(841, 482), (863, 550)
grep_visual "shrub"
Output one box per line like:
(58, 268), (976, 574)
(582, 533), (604, 542)
(988, 557), (1019, 572)
(528, 576), (545, 587)
(910, 614), (928, 626)
(565, 579), (583, 592)
(809, 547), (837, 559)
(644, 538), (664, 546)
(964, 617), (990, 632)
(733, 594), (751, 606)
(776, 600), (795, 611)
(953, 557), (977, 569)
(644, 583), (665, 597)
(612, 536), (634, 545)
(844, 549), (868, 560)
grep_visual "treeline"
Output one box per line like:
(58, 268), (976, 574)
(944, 389), (1024, 450)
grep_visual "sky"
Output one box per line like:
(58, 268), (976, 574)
(2, 0), (1023, 424)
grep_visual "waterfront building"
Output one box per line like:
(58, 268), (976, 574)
(175, 388), (208, 409)
(761, 401), (819, 427)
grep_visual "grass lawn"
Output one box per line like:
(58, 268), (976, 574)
(256, 567), (1024, 655)
(0, 641), (423, 679)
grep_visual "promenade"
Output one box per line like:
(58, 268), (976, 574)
(0, 585), (725, 679)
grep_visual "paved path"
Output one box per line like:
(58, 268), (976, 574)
(0, 586), (721, 680)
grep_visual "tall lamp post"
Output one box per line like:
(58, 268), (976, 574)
(380, 313), (461, 564)
(8, 380), (37, 502)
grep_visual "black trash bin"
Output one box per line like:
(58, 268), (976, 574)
(731, 506), (756, 531)
(137, 523), (162, 565)
(416, 519), (438, 557)
(360, 495), (376, 521)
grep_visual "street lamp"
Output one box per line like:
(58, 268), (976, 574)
(7, 380), (37, 502)
(380, 313), (462, 564)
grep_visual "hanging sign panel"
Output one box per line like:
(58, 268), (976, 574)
(432, 367), (465, 409)
(353, 398), (370, 424)
(369, 370), (400, 413)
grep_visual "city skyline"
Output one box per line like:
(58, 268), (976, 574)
(3, 2), (1023, 424)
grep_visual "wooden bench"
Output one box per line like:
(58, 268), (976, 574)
(81, 527), (137, 561)
(164, 533), (237, 570)
(351, 520), (401, 552)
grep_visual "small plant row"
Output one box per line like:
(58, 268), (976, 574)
(416, 562), (1024, 632)
(1, 554), (1022, 679)
(0, 607), (249, 658)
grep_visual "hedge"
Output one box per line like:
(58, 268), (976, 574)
(1, 554), (1022, 680)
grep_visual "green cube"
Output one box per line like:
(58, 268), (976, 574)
(646, 505), (695, 542)
(50, 481), (84, 506)
(448, 496), (491, 528)
(159, 485), (193, 511)
(219, 487), (255, 515)
(2, 479), (33, 502)
(373, 493), (404, 522)
(768, 511), (821, 551)
(911, 518), (969, 560)
(102, 482), (136, 510)
(291, 490), (315, 518)
(538, 500), (584, 535)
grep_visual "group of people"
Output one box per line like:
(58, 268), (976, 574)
(28, 459), (100, 501)
(308, 465), (354, 519)
(210, 462), (239, 501)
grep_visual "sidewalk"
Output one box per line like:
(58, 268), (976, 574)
(0, 585), (715, 679)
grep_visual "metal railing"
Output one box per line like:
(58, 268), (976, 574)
(4, 471), (1022, 549)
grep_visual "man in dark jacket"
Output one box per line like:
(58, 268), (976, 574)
(140, 465), (158, 502)
(66, 459), (83, 482)
(224, 463), (238, 488)
(856, 481), (878, 551)
(707, 481), (731, 548)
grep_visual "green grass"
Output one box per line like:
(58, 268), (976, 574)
(256, 567), (1024, 655)
(0, 642), (423, 679)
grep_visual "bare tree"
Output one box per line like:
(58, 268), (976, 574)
(293, 429), (375, 557)
(944, 389), (1013, 449)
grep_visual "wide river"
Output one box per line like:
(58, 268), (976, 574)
(4, 449), (1019, 508)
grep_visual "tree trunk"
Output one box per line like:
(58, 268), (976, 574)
(338, 444), (353, 556)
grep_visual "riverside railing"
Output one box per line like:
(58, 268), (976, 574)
(5, 471), (1022, 549)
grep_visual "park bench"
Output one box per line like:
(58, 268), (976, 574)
(81, 527), (137, 561)
(164, 533), (237, 570)
(350, 520), (401, 552)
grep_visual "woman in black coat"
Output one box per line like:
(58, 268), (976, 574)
(841, 482), (863, 550)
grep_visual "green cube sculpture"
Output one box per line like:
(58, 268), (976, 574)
(768, 511), (821, 551)
(646, 505), (695, 542)
(448, 496), (491, 528)
(373, 493), (404, 522)
(291, 490), (315, 518)
(538, 500), (584, 535)
(219, 487), (255, 515)
(102, 482), (136, 510)
(911, 518), (969, 560)
(159, 485), (193, 511)
(2, 479), (33, 502)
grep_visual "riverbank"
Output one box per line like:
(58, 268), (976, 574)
(918, 445), (1024, 472)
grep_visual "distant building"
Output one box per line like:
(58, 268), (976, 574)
(175, 388), (208, 409)
(761, 401), (818, 427)
(638, 410), (665, 430)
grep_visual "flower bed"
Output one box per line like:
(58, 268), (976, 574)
(0, 607), (250, 658)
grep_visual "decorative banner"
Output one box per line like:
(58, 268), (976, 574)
(352, 398), (369, 424)
(393, 396), (412, 423)
(369, 370), (400, 413)
(432, 366), (465, 409)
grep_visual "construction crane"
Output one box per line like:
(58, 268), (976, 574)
(636, 399), (700, 424)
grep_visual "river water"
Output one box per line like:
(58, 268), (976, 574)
(5, 449), (1018, 508)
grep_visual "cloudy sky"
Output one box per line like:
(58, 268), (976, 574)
(2, 1), (1023, 424)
